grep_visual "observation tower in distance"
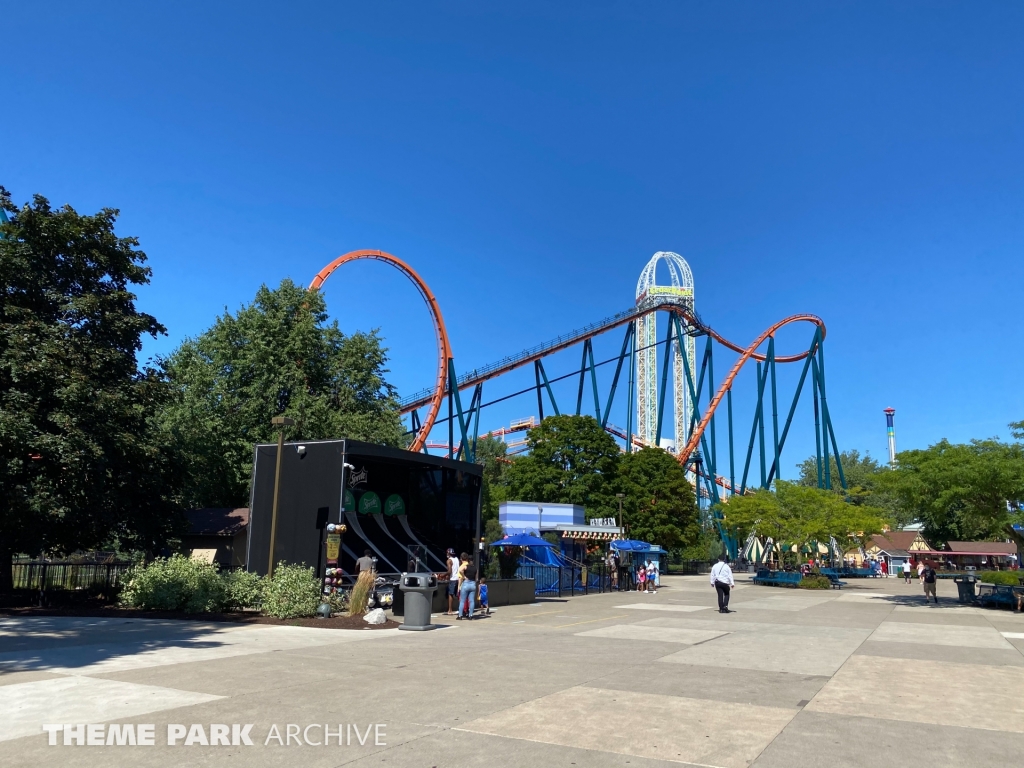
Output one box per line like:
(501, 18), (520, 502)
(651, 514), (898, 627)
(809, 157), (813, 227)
(884, 407), (897, 468)
(635, 251), (696, 451)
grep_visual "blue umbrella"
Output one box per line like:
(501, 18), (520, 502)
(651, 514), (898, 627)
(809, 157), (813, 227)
(490, 533), (554, 548)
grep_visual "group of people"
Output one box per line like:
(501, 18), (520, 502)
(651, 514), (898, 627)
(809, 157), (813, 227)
(605, 551), (660, 592)
(443, 549), (490, 619)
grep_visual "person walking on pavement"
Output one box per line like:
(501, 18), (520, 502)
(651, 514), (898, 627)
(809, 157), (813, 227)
(710, 554), (735, 613)
(922, 562), (938, 604)
(904, 561), (913, 584)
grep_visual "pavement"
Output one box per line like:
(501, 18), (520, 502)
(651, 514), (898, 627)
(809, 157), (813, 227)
(2, 574), (1024, 767)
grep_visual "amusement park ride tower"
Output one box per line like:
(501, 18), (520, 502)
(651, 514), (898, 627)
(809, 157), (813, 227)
(635, 251), (697, 451)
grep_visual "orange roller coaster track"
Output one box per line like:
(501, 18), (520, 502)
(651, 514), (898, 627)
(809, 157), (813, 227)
(311, 250), (845, 558)
(310, 249), (451, 453)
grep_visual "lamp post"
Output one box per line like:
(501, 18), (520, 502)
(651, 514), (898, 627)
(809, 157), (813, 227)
(615, 493), (624, 531)
(268, 415), (294, 578)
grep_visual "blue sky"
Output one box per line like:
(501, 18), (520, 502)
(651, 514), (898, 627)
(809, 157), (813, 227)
(4, 2), (1023, 475)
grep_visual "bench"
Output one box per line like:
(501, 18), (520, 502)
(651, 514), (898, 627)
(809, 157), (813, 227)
(977, 584), (1023, 611)
(753, 570), (803, 588)
(824, 573), (847, 589)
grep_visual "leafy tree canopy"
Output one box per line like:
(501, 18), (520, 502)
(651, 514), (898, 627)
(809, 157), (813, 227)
(0, 189), (183, 588)
(720, 480), (888, 564)
(474, 434), (509, 525)
(874, 437), (1024, 547)
(505, 415), (621, 518)
(502, 416), (699, 549)
(158, 279), (404, 508)
(618, 447), (700, 550)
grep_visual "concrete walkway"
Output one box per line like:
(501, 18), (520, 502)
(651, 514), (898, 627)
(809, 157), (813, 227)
(2, 575), (1023, 766)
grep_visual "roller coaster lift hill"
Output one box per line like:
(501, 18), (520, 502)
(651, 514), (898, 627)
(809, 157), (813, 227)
(310, 250), (846, 559)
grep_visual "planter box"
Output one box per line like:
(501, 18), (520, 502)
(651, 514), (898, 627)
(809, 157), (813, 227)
(390, 578), (536, 615)
(484, 578), (536, 607)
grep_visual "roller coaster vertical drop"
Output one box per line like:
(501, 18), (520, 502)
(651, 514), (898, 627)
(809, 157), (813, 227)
(636, 252), (696, 451)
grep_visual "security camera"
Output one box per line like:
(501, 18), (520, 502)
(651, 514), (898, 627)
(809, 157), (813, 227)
(296, 445), (306, 455)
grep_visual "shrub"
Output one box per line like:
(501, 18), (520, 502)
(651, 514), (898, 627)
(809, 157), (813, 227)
(979, 571), (1022, 586)
(349, 570), (375, 615)
(222, 569), (266, 610)
(119, 555), (226, 612)
(799, 575), (831, 590)
(262, 563), (321, 619)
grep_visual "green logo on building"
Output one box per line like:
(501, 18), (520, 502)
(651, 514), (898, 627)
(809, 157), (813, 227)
(343, 489), (355, 512)
(358, 491), (380, 515)
(384, 494), (405, 516)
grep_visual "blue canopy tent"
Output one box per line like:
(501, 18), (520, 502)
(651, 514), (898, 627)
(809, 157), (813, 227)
(489, 533), (554, 548)
(611, 539), (667, 576)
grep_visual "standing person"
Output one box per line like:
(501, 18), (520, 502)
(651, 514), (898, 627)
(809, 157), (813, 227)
(922, 562), (938, 604)
(458, 552), (470, 615)
(881, 558), (889, 578)
(445, 548), (459, 615)
(477, 575), (490, 616)
(608, 550), (619, 591)
(637, 562), (646, 592)
(710, 554), (735, 613)
(457, 560), (478, 620)
(903, 561), (912, 584)
(355, 549), (375, 577)
(917, 559), (926, 580)
(646, 560), (657, 593)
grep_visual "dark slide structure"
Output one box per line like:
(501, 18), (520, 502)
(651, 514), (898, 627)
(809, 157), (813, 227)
(246, 439), (482, 577)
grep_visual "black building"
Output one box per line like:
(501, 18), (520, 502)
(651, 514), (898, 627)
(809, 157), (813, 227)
(246, 439), (482, 576)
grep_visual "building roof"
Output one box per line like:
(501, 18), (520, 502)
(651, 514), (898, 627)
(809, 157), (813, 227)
(869, 531), (929, 551)
(186, 508), (249, 536)
(945, 541), (1017, 555)
(876, 548), (911, 558)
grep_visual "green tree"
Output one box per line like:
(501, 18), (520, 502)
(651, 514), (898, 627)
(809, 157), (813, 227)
(474, 434), (510, 525)
(0, 189), (184, 589)
(874, 438), (1024, 548)
(158, 279), (403, 508)
(618, 447), (700, 549)
(720, 480), (887, 566)
(797, 448), (907, 527)
(1010, 420), (1024, 441)
(504, 415), (620, 518)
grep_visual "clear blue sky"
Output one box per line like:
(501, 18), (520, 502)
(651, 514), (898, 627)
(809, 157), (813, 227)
(4, 2), (1023, 475)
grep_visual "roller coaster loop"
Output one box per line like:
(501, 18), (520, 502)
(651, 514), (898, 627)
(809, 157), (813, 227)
(309, 250), (451, 453)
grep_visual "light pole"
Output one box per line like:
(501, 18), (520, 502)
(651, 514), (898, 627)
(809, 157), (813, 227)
(615, 493), (625, 531)
(268, 415), (294, 578)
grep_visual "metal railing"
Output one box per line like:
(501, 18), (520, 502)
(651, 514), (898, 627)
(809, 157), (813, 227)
(12, 561), (134, 593)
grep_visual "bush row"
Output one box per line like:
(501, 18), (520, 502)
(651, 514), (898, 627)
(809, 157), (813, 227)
(978, 571), (1023, 587)
(119, 556), (323, 618)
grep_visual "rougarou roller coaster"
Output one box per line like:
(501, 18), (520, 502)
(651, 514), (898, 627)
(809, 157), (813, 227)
(311, 250), (846, 557)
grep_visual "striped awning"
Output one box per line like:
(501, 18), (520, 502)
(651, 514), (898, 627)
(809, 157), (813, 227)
(558, 529), (623, 541)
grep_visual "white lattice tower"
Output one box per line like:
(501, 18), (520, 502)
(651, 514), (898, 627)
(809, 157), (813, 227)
(635, 252), (696, 451)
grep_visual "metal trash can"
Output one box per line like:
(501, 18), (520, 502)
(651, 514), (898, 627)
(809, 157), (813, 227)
(953, 574), (976, 604)
(398, 572), (438, 631)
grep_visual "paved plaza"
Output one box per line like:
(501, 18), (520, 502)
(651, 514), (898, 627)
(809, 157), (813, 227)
(2, 574), (1024, 767)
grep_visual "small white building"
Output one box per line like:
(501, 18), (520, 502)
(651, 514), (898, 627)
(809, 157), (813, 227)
(499, 501), (583, 535)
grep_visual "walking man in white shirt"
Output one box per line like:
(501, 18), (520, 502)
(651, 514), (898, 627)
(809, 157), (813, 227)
(710, 554), (735, 613)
